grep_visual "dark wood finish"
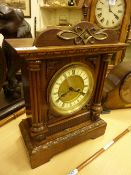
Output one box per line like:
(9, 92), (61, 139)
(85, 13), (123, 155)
(0, 46), (6, 91)
(89, 0), (131, 66)
(6, 21), (127, 168)
(102, 61), (131, 109)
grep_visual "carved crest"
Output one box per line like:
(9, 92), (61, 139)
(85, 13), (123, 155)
(34, 21), (119, 47)
(57, 26), (108, 44)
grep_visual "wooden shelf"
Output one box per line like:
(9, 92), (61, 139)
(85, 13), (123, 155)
(40, 5), (81, 10)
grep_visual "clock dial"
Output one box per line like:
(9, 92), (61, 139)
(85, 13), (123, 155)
(95, 0), (125, 28)
(48, 63), (94, 116)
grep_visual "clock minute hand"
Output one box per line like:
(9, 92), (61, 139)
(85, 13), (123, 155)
(109, 5), (119, 19)
(57, 88), (71, 101)
(60, 89), (70, 98)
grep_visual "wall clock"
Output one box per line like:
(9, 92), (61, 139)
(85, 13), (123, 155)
(6, 21), (126, 168)
(89, 0), (131, 66)
(95, 0), (125, 29)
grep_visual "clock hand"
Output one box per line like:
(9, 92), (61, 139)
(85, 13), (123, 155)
(69, 87), (85, 95)
(108, 4), (119, 20)
(57, 88), (71, 101)
(61, 90), (70, 97)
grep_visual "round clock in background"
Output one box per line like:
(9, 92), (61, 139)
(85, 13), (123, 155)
(89, 0), (131, 65)
(102, 62), (131, 109)
(95, 0), (125, 29)
(48, 62), (95, 116)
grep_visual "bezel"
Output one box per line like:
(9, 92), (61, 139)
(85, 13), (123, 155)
(48, 62), (95, 116)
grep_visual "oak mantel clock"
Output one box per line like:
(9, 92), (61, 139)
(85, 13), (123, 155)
(89, 0), (131, 66)
(6, 21), (126, 168)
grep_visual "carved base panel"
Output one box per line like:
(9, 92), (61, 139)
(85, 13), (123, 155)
(19, 118), (107, 168)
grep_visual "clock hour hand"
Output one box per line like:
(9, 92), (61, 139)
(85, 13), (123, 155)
(69, 87), (85, 95)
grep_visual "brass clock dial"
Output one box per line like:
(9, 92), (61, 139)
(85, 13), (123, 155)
(95, 0), (125, 28)
(48, 63), (94, 116)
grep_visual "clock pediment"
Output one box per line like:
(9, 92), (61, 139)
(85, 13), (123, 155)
(34, 21), (119, 47)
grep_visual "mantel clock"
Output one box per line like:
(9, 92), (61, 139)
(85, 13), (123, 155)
(6, 21), (127, 168)
(89, 0), (131, 66)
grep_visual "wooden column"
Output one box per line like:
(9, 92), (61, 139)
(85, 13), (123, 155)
(91, 54), (112, 121)
(28, 60), (47, 138)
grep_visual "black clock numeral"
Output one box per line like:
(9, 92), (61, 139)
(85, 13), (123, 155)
(118, 10), (123, 13)
(118, 3), (122, 7)
(72, 69), (75, 75)
(56, 82), (60, 85)
(53, 92), (58, 95)
(97, 13), (102, 18)
(106, 20), (109, 26)
(100, 18), (104, 23)
(81, 92), (86, 96)
(114, 14), (119, 20)
(56, 98), (60, 103)
(63, 73), (67, 79)
(77, 99), (80, 103)
(84, 85), (88, 87)
(62, 103), (65, 107)
(99, 1), (104, 5)
(112, 20), (115, 24)
(97, 8), (102, 11)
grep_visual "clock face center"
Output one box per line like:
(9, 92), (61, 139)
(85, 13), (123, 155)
(58, 75), (85, 102)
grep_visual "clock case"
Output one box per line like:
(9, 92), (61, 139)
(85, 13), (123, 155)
(17, 21), (126, 168)
(89, 0), (131, 67)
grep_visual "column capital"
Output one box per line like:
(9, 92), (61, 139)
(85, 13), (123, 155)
(28, 60), (42, 71)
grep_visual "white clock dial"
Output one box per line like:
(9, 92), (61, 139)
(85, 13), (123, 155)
(95, 0), (125, 28)
(48, 63), (94, 116)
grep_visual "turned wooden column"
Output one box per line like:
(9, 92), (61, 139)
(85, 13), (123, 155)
(28, 60), (47, 137)
(91, 54), (112, 121)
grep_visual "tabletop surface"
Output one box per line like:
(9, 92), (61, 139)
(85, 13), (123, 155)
(0, 108), (131, 175)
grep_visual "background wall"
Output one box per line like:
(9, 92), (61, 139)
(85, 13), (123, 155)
(24, 0), (39, 37)
(24, 0), (82, 37)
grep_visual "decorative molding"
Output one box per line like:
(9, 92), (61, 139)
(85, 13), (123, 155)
(17, 45), (127, 60)
(57, 26), (108, 44)
(32, 119), (105, 153)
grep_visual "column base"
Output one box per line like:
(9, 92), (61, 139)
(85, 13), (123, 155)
(19, 118), (107, 168)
